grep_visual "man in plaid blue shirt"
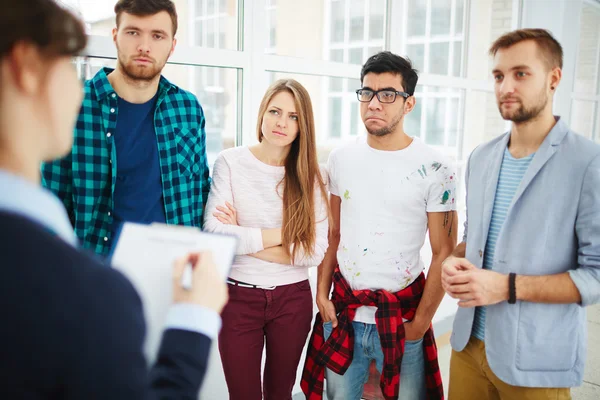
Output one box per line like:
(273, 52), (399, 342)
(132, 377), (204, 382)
(42, 0), (210, 257)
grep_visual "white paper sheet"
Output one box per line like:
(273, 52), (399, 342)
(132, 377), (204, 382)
(110, 222), (237, 364)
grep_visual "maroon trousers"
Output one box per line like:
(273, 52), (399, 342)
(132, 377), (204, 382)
(219, 279), (313, 400)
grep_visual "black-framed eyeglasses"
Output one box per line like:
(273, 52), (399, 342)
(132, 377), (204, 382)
(355, 89), (410, 103)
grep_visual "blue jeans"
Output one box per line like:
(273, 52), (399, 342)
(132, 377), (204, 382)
(323, 321), (426, 400)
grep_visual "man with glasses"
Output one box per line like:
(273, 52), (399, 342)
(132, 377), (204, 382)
(302, 51), (456, 400)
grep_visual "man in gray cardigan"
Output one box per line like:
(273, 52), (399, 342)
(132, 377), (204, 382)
(442, 28), (600, 400)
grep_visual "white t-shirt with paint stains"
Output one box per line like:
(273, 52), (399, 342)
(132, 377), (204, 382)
(328, 137), (457, 324)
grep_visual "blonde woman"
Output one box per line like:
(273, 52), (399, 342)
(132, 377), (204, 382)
(204, 79), (329, 400)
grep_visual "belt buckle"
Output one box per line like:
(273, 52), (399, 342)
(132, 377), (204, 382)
(256, 284), (276, 290)
(226, 279), (276, 290)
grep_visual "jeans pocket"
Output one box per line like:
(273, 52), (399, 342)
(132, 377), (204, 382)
(404, 337), (424, 354)
(323, 321), (333, 340)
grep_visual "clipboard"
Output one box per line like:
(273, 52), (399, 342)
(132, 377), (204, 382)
(110, 222), (237, 363)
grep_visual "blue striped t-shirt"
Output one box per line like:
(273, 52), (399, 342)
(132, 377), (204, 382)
(472, 148), (535, 341)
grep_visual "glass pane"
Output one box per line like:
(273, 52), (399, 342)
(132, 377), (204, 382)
(270, 25), (277, 48)
(266, 9), (277, 52)
(206, 19), (215, 47)
(75, 57), (238, 166)
(350, 16), (365, 41)
(65, 0), (239, 50)
(350, 102), (359, 136)
(426, 98), (447, 146)
(596, 104), (600, 143)
(429, 42), (450, 75)
(407, 0), (426, 37)
(453, 41), (463, 77)
(330, 49), (344, 62)
(369, 14), (385, 40)
(350, 0), (365, 41)
(331, 0), (346, 42)
(574, 3), (600, 94)
(570, 100), (596, 139)
(455, 0), (465, 35)
(431, 0), (452, 36)
(447, 98), (460, 147)
(367, 46), (383, 58)
(195, 21), (204, 46)
(467, 0), (515, 80)
(406, 44), (425, 73)
(463, 91), (507, 155)
(405, 98), (422, 138)
(330, 77), (344, 92)
(329, 98), (343, 138)
(271, 0), (386, 60)
(369, 0), (386, 41)
(349, 48), (364, 65)
(349, 78), (361, 93)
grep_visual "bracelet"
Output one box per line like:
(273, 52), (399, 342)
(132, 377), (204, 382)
(508, 272), (517, 304)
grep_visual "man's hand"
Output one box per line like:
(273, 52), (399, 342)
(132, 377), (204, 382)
(316, 294), (338, 328)
(213, 201), (238, 225)
(173, 252), (229, 314)
(403, 319), (429, 341)
(442, 257), (509, 308)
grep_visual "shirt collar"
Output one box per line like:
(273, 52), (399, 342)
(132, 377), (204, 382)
(91, 67), (178, 101)
(0, 169), (77, 246)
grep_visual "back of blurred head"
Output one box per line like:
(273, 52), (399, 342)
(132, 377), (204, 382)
(0, 0), (87, 177)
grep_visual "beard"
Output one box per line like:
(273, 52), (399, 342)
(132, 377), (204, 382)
(498, 87), (549, 123)
(116, 46), (167, 83)
(365, 111), (403, 137)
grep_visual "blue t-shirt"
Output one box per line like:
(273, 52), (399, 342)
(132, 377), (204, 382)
(472, 148), (535, 341)
(112, 92), (166, 237)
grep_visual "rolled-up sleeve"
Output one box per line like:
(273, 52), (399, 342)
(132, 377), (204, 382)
(570, 154), (600, 306)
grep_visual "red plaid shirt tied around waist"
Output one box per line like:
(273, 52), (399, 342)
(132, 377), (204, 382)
(301, 267), (444, 400)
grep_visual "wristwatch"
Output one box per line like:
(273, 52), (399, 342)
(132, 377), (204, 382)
(508, 272), (517, 304)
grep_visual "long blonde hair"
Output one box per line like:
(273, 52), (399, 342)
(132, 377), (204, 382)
(256, 79), (329, 263)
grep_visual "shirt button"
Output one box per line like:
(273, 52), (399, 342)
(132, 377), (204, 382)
(111, 93), (116, 98)
(109, 159), (112, 164)
(479, 250), (483, 258)
(108, 211), (111, 216)
(106, 132), (112, 138)
(110, 108), (115, 113)
(104, 237), (108, 242)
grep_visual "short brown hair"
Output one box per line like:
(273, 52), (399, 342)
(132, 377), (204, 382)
(489, 28), (563, 70)
(115, 0), (178, 37)
(0, 0), (87, 60)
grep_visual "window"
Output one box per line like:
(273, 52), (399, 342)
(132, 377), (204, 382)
(571, 100), (596, 139)
(466, 0), (516, 81)
(404, 86), (465, 153)
(404, 0), (466, 77)
(265, 0), (277, 53)
(191, 0), (239, 50)
(61, 0), (240, 50)
(572, 1), (600, 141)
(326, 0), (387, 65)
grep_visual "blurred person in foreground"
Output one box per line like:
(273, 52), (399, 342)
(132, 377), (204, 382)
(0, 1), (227, 398)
